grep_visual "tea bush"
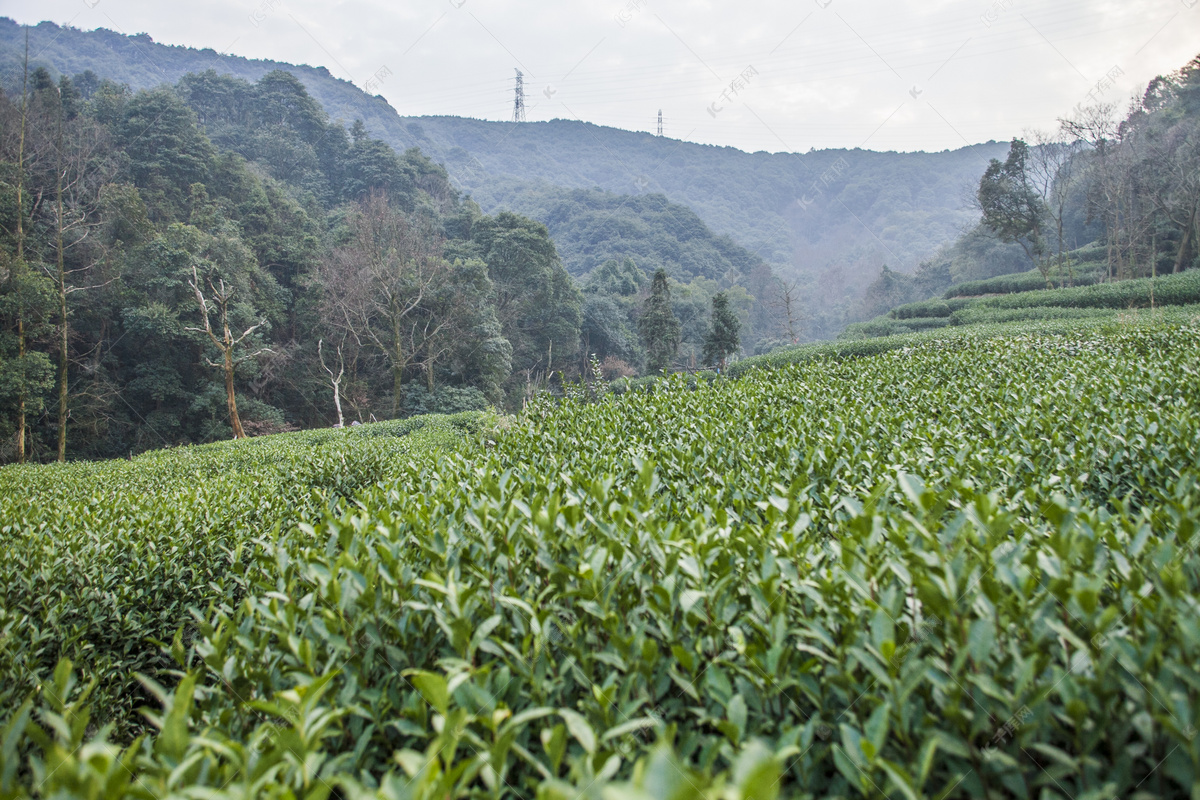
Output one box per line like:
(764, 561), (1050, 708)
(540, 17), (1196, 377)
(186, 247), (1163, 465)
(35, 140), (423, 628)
(0, 412), (487, 730)
(3, 322), (1200, 799)
(736, 305), (1200, 377)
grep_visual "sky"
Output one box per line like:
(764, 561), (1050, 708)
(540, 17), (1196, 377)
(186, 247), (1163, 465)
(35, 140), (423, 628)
(4, 0), (1198, 154)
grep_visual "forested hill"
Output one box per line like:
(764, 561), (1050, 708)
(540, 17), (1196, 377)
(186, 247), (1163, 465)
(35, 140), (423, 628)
(1, 18), (1006, 283)
(400, 116), (1006, 270)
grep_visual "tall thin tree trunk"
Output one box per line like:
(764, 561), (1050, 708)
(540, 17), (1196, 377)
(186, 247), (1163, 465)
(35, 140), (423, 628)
(332, 379), (344, 428)
(1175, 205), (1195, 274)
(14, 30), (29, 463)
(224, 349), (245, 439)
(391, 312), (404, 417)
(56, 100), (67, 462)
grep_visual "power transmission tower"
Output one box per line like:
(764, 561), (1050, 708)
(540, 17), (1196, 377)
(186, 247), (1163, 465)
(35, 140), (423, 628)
(512, 69), (526, 122)
(657, 109), (663, 136)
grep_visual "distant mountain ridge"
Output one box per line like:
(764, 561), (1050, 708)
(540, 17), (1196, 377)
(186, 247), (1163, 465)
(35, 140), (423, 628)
(1, 18), (1005, 270)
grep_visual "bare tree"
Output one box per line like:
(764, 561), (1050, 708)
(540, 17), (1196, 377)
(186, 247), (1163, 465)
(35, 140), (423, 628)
(770, 278), (805, 343)
(318, 338), (345, 428)
(187, 265), (269, 439)
(317, 192), (449, 417)
(1138, 116), (1200, 274)
(1059, 103), (1151, 281)
(1026, 128), (1086, 287)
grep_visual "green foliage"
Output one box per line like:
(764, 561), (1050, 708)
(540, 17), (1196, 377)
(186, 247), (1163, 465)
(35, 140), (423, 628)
(972, 269), (1200, 311)
(638, 269), (681, 373)
(890, 298), (957, 319)
(950, 304), (1138, 326)
(840, 316), (953, 340)
(5, 320), (1200, 798)
(0, 412), (487, 729)
(846, 271), (1200, 346)
(945, 266), (1105, 298)
(731, 305), (1200, 376)
(701, 292), (741, 369)
(976, 138), (1046, 272)
(464, 211), (582, 381)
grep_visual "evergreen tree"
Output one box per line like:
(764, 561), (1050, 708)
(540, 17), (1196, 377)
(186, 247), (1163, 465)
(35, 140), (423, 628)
(702, 291), (741, 371)
(638, 269), (681, 374)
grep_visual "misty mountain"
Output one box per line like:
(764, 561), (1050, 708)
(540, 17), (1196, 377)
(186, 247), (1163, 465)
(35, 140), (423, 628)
(2, 18), (1005, 290)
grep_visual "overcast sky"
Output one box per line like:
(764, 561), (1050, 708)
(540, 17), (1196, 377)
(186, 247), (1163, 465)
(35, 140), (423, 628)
(5, 0), (1198, 153)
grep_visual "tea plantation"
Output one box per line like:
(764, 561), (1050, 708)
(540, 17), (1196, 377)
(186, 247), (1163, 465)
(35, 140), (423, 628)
(3, 316), (1200, 800)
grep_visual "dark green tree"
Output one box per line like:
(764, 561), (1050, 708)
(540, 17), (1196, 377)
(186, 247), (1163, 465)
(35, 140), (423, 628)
(638, 269), (681, 374)
(977, 139), (1050, 286)
(469, 212), (581, 386)
(701, 291), (741, 371)
(119, 87), (215, 220)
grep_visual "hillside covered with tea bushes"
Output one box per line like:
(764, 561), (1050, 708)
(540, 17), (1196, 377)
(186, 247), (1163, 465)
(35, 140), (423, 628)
(2, 316), (1200, 799)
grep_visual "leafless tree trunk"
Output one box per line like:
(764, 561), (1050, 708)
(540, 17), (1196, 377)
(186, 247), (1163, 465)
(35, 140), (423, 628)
(187, 266), (269, 439)
(772, 279), (803, 343)
(1027, 128), (1085, 287)
(13, 31), (28, 463)
(318, 339), (345, 428)
(316, 192), (448, 418)
(1062, 103), (1120, 281)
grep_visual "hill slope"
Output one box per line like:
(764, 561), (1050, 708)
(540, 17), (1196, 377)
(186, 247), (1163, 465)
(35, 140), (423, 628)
(1, 18), (1006, 287)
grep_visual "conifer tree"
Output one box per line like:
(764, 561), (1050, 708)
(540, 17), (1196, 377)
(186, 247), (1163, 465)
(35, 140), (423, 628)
(638, 269), (681, 374)
(702, 291), (741, 371)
